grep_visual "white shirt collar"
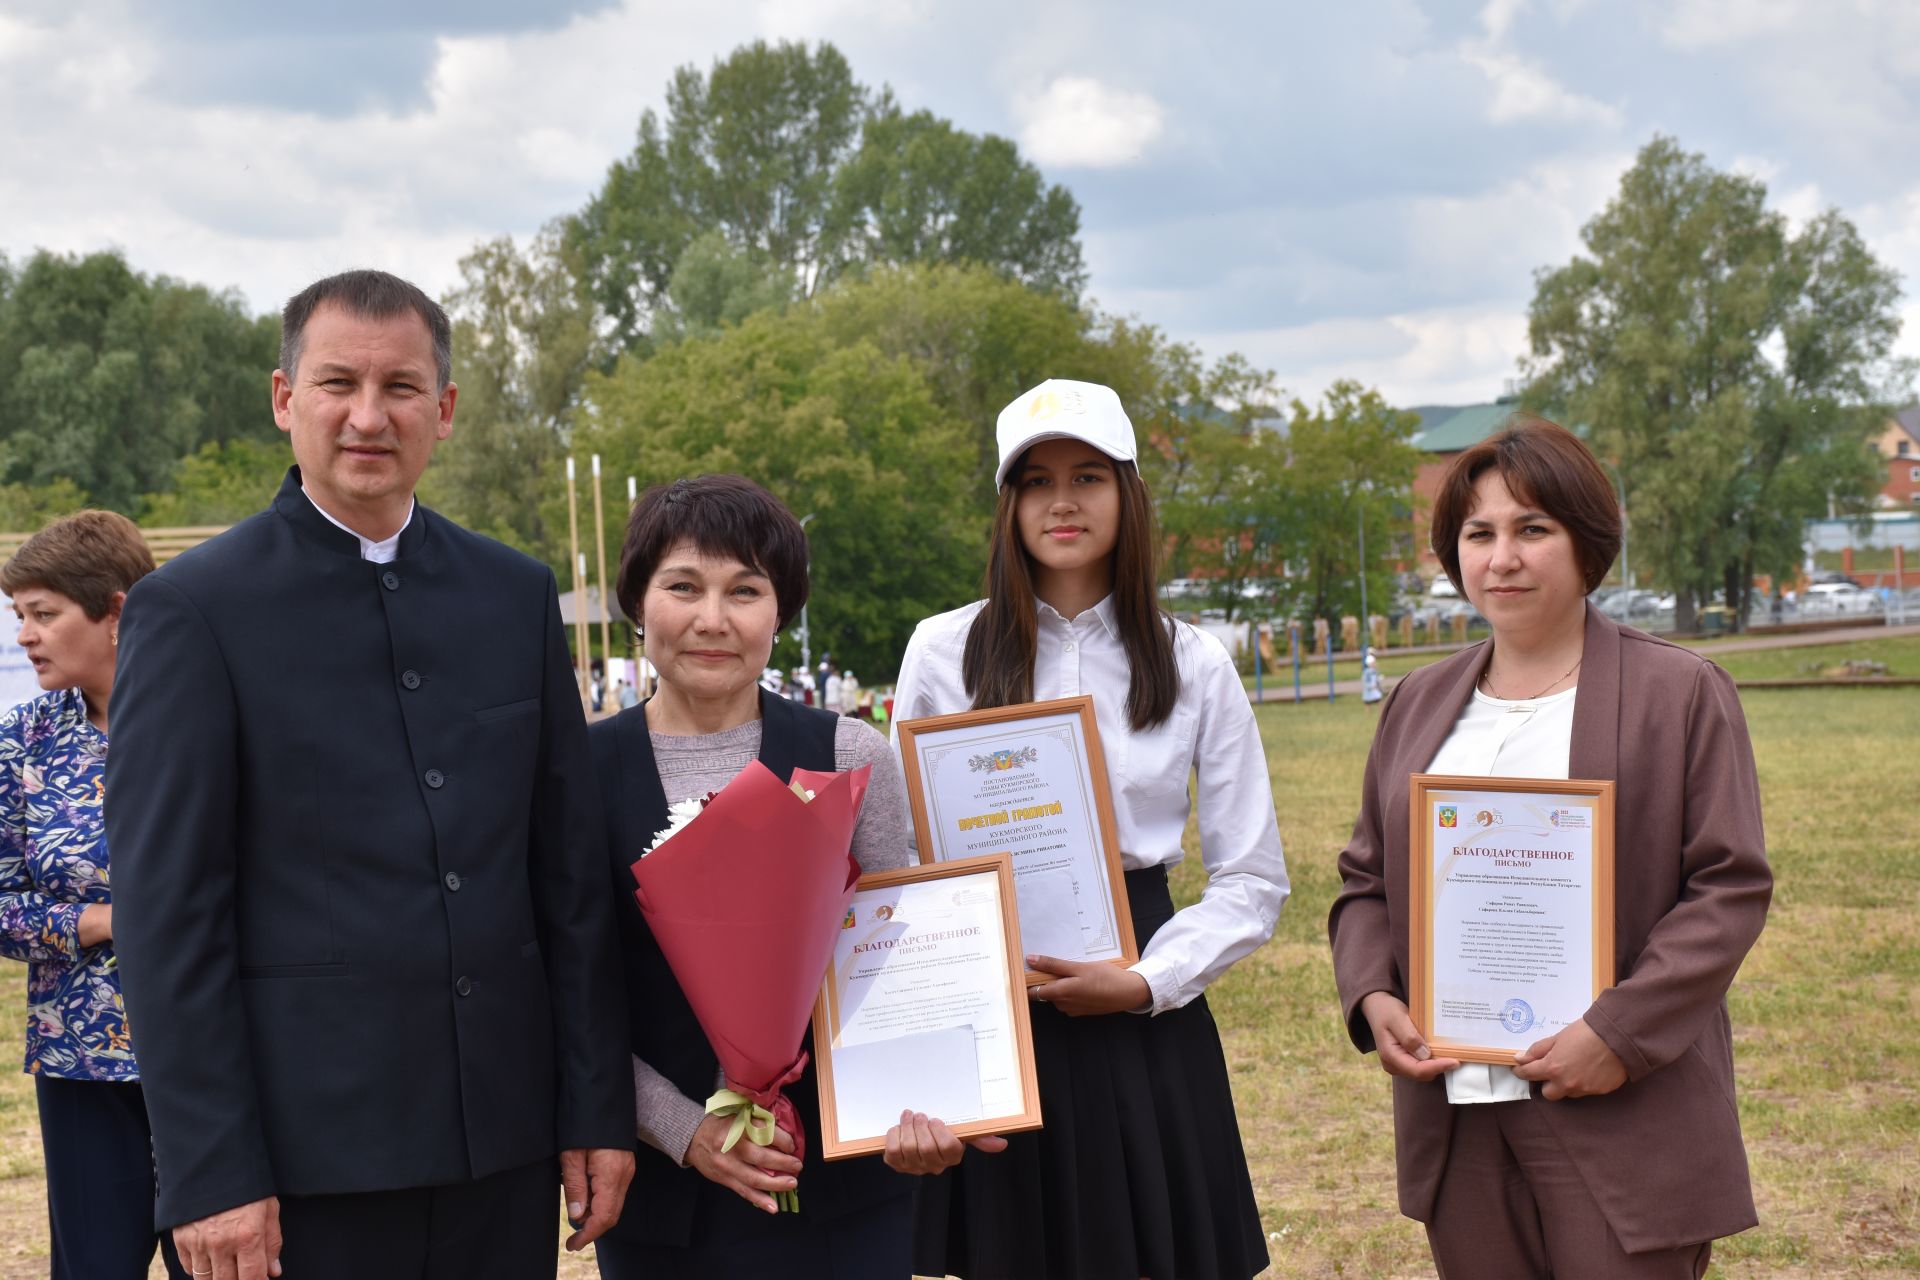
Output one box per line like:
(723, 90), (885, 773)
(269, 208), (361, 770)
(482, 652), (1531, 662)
(1037, 593), (1122, 641)
(301, 487), (414, 564)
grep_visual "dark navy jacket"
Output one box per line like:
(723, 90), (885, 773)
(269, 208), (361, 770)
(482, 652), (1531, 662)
(106, 468), (633, 1227)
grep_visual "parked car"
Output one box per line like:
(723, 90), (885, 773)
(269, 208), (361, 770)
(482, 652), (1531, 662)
(1428, 577), (1460, 599)
(1803, 582), (1882, 616)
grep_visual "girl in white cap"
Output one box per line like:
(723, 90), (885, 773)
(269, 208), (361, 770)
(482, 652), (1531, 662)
(884, 379), (1290, 1279)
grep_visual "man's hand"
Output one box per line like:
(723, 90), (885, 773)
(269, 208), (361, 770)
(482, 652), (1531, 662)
(1027, 954), (1152, 1017)
(685, 1112), (802, 1214)
(1511, 1018), (1628, 1101)
(1358, 991), (1460, 1082)
(883, 1111), (1009, 1175)
(173, 1197), (281, 1280)
(560, 1147), (635, 1251)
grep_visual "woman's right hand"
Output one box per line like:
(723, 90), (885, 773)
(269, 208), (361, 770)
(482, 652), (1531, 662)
(76, 904), (112, 948)
(1359, 991), (1460, 1082)
(684, 1111), (803, 1213)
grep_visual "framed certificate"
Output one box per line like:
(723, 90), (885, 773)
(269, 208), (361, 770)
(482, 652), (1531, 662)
(811, 854), (1044, 1160)
(1408, 774), (1617, 1064)
(896, 697), (1138, 984)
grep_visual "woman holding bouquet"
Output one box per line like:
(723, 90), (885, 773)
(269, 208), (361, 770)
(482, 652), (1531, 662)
(587, 474), (915, 1278)
(888, 379), (1291, 1279)
(1328, 417), (1770, 1277)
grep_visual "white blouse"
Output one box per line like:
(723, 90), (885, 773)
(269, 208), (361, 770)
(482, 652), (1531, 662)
(891, 597), (1290, 1013)
(1425, 681), (1578, 1103)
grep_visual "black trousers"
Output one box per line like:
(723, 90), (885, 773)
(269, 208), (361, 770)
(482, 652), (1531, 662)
(34, 1075), (188, 1280)
(275, 1157), (559, 1279)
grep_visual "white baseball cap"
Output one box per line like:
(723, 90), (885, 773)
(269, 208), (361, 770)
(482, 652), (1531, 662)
(993, 379), (1139, 489)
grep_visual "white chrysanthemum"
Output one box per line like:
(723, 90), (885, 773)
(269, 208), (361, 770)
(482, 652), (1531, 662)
(641, 796), (709, 858)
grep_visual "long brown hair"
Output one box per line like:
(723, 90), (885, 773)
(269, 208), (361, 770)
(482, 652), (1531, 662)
(961, 453), (1179, 730)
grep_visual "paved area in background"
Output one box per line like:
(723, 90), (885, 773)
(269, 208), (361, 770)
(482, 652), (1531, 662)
(1251, 623), (1920, 703)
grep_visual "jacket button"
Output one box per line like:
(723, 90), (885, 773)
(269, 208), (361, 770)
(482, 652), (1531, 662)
(455, 975), (472, 997)
(382, 571), (400, 591)
(444, 871), (462, 892)
(401, 670), (422, 690)
(424, 769), (445, 789)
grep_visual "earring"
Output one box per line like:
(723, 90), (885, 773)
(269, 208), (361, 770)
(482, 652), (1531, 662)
(111, 628), (119, 647)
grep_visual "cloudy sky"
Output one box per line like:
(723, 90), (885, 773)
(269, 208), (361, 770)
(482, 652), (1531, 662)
(3, 0), (1918, 408)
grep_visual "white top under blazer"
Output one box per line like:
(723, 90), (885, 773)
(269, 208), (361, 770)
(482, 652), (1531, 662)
(891, 596), (1290, 1014)
(1425, 682), (1578, 1103)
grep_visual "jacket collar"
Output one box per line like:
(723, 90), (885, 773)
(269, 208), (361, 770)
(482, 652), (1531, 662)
(270, 466), (432, 561)
(1402, 601), (1622, 781)
(1567, 602), (1622, 782)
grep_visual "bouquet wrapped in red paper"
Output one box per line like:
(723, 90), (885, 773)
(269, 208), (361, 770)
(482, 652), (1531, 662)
(630, 760), (870, 1212)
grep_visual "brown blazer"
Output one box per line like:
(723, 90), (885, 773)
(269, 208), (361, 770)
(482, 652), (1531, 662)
(1328, 604), (1771, 1253)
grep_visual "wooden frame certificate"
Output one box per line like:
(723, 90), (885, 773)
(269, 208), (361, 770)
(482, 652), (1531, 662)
(1409, 774), (1616, 1064)
(896, 697), (1138, 984)
(811, 855), (1043, 1160)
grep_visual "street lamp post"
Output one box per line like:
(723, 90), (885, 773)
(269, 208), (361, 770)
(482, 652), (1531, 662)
(797, 513), (816, 683)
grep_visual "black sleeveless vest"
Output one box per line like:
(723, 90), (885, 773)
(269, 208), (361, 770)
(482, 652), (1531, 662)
(588, 689), (909, 1246)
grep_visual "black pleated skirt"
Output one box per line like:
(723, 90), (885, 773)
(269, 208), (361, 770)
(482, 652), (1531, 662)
(910, 866), (1269, 1280)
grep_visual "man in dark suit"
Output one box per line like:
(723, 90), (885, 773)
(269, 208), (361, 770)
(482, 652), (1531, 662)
(106, 270), (635, 1279)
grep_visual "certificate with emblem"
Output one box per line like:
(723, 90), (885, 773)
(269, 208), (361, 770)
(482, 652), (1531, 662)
(896, 697), (1138, 984)
(811, 855), (1043, 1160)
(1408, 774), (1616, 1064)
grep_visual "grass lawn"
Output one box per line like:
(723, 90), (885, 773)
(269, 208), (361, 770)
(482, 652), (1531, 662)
(1, 685), (1914, 1276)
(1707, 634), (1920, 681)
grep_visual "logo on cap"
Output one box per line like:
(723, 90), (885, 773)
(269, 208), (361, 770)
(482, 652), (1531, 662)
(1027, 386), (1086, 421)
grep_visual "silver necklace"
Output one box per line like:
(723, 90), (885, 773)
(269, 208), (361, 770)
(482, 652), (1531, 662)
(1481, 657), (1581, 701)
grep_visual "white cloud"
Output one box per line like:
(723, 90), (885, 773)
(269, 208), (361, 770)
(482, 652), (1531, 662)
(1016, 76), (1166, 169)
(1457, 0), (1620, 127)
(1198, 304), (1533, 409)
(1658, 0), (1803, 49)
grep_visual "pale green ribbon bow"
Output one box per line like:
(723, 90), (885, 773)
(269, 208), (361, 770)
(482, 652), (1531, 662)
(705, 1088), (800, 1212)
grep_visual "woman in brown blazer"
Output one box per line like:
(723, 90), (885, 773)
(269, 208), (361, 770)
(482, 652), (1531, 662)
(1328, 416), (1772, 1278)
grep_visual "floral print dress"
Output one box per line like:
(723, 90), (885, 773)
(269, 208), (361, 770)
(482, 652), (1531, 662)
(0, 686), (136, 1080)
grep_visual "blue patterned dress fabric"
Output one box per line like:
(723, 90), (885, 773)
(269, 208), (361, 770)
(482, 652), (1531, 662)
(0, 687), (136, 1080)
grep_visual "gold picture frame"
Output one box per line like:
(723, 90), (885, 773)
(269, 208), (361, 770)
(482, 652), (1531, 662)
(1408, 773), (1617, 1064)
(896, 696), (1139, 984)
(811, 854), (1044, 1160)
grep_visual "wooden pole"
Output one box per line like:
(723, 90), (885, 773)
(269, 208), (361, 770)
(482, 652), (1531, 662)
(591, 454), (612, 685)
(565, 456), (589, 703)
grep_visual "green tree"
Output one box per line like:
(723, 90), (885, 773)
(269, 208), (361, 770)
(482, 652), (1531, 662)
(1265, 382), (1421, 631)
(0, 479), (89, 533)
(568, 40), (866, 348)
(573, 299), (981, 676)
(567, 40), (1083, 351)
(137, 437), (290, 525)
(0, 249), (278, 512)
(831, 104), (1084, 297)
(420, 231), (599, 562)
(1134, 351), (1291, 621)
(811, 263), (1103, 485)
(1525, 137), (1909, 630)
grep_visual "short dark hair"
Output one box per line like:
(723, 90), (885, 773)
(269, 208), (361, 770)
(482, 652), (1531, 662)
(280, 269), (452, 390)
(1431, 413), (1622, 594)
(615, 475), (811, 630)
(1, 510), (156, 620)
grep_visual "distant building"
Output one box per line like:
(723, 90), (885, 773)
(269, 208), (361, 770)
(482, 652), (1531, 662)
(1406, 398), (1521, 577)
(1874, 408), (1920, 509)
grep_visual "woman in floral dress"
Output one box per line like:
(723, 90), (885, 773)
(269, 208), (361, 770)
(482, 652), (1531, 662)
(0, 509), (186, 1279)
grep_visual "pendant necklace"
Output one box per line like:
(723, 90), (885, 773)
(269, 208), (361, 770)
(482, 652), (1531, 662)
(1481, 656), (1581, 701)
